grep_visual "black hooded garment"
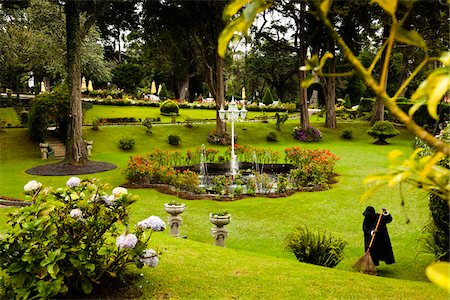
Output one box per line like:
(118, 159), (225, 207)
(363, 206), (395, 266)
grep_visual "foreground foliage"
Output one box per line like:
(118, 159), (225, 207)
(0, 178), (164, 299)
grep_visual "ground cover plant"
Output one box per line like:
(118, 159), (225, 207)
(0, 121), (447, 299)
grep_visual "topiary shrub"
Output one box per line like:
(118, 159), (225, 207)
(118, 137), (135, 150)
(266, 131), (278, 142)
(92, 118), (100, 131)
(343, 94), (352, 108)
(284, 225), (347, 268)
(160, 100), (179, 115)
(168, 134), (180, 145)
(292, 126), (322, 142)
(262, 89), (274, 105)
(142, 118), (152, 134)
(341, 128), (353, 140)
(0, 178), (164, 299)
(159, 83), (169, 100)
(367, 121), (399, 144)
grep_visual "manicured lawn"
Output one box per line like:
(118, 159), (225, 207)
(0, 120), (446, 299)
(0, 107), (21, 127)
(83, 104), (296, 124)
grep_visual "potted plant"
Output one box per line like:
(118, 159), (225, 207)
(209, 210), (231, 227)
(164, 200), (186, 216)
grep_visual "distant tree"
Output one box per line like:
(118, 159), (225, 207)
(262, 89), (274, 105)
(111, 63), (143, 92)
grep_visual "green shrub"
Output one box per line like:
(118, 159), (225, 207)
(292, 126), (322, 142)
(341, 129), (353, 140)
(262, 89), (274, 105)
(118, 137), (135, 150)
(160, 100), (179, 115)
(0, 178), (164, 299)
(266, 131), (278, 142)
(343, 94), (351, 108)
(111, 63), (144, 92)
(142, 118), (152, 134)
(106, 95), (113, 100)
(159, 83), (169, 100)
(27, 86), (70, 142)
(275, 112), (289, 131)
(367, 121), (399, 144)
(358, 97), (375, 113)
(92, 118), (100, 131)
(168, 134), (180, 145)
(284, 225), (347, 268)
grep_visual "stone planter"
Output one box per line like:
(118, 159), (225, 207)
(164, 203), (186, 237)
(209, 213), (231, 247)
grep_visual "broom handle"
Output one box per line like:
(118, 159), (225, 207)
(367, 212), (383, 251)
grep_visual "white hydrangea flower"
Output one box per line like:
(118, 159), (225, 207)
(66, 177), (81, 188)
(137, 216), (166, 231)
(102, 195), (116, 206)
(69, 208), (83, 219)
(112, 187), (128, 197)
(116, 233), (138, 249)
(141, 249), (159, 268)
(24, 180), (42, 192)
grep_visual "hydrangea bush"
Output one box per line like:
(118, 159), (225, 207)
(0, 178), (165, 299)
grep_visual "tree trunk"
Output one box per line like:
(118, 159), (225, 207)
(215, 54), (226, 134)
(325, 39), (336, 129)
(178, 75), (189, 100)
(64, 2), (88, 165)
(371, 77), (386, 124)
(117, 25), (122, 64)
(298, 2), (309, 130)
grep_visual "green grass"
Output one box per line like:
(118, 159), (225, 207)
(83, 104), (295, 124)
(0, 107), (20, 127)
(0, 120), (446, 299)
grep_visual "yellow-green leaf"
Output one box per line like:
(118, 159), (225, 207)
(388, 172), (411, 187)
(372, 0), (397, 17)
(427, 75), (450, 120)
(317, 52), (334, 71)
(439, 52), (450, 66)
(408, 96), (427, 117)
(223, 0), (252, 20)
(420, 153), (445, 180)
(388, 149), (403, 164)
(426, 262), (450, 293)
(319, 0), (332, 16)
(395, 27), (427, 49)
(301, 74), (315, 88)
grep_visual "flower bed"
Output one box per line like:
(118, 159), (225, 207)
(123, 146), (340, 199)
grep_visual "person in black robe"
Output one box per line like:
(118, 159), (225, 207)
(363, 206), (395, 266)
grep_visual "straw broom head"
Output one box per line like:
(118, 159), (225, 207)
(352, 251), (377, 275)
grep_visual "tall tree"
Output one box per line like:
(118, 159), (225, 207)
(63, 1), (107, 165)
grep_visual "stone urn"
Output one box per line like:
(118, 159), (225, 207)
(164, 203), (186, 237)
(209, 213), (231, 228)
(209, 213), (231, 247)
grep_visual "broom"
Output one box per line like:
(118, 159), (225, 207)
(352, 211), (383, 275)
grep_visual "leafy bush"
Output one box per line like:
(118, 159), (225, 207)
(28, 86), (70, 142)
(266, 131), (278, 142)
(358, 97), (375, 113)
(292, 126), (322, 142)
(168, 134), (180, 145)
(341, 129), (353, 140)
(284, 225), (347, 268)
(275, 112), (289, 131)
(91, 118), (100, 131)
(98, 117), (137, 124)
(160, 100), (179, 115)
(367, 121), (399, 144)
(159, 83), (169, 100)
(262, 89), (274, 105)
(343, 94), (351, 108)
(0, 178), (164, 299)
(142, 118), (152, 134)
(118, 137), (135, 150)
